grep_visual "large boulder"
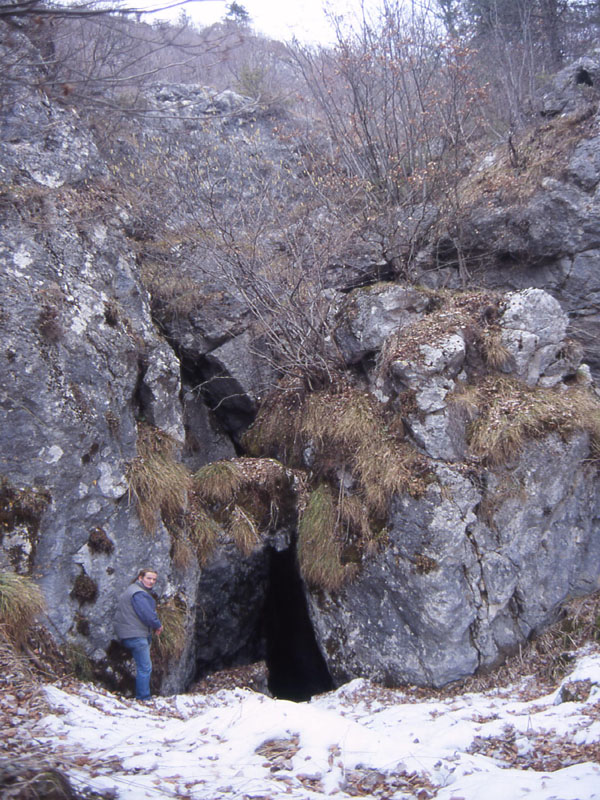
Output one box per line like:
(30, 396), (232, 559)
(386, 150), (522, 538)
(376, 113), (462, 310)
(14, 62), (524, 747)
(307, 431), (600, 688)
(305, 287), (600, 688)
(540, 56), (600, 118)
(334, 284), (431, 365)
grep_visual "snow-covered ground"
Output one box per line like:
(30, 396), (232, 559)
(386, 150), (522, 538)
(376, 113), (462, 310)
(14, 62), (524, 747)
(36, 649), (600, 800)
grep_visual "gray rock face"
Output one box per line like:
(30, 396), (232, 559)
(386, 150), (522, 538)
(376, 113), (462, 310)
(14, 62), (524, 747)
(203, 330), (275, 441)
(0, 28), (199, 692)
(305, 286), (600, 688)
(499, 289), (569, 386)
(541, 56), (600, 117)
(193, 542), (269, 678)
(388, 330), (468, 461)
(181, 386), (236, 471)
(413, 56), (600, 376)
(0, 30), (287, 696)
(334, 285), (431, 365)
(308, 434), (600, 688)
(2, 25), (600, 698)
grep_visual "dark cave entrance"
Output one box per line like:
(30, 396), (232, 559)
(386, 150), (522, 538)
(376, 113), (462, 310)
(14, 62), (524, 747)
(264, 545), (334, 702)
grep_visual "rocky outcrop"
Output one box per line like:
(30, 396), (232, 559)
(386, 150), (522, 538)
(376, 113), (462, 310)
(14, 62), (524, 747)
(414, 56), (600, 377)
(2, 22), (600, 698)
(305, 284), (600, 687)
(0, 26), (291, 695)
(0, 27), (197, 692)
(334, 284), (432, 365)
(308, 432), (600, 688)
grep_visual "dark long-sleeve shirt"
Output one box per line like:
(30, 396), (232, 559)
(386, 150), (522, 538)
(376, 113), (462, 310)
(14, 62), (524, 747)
(131, 590), (161, 630)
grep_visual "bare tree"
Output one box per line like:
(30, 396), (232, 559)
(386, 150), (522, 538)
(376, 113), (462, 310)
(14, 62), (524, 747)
(0, 0), (198, 19)
(289, 0), (486, 277)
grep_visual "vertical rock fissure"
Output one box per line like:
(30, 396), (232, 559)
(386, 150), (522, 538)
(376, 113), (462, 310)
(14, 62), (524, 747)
(264, 544), (334, 702)
(180, 356), (253, 453)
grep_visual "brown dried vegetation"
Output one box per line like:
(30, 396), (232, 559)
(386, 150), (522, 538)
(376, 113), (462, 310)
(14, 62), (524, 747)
(70, 574), (98, 605)
(454, 376), (600, 465)
(247, 384), (431, 508)
(378, 289), (504, 377)
(0, 572), (45, 648)
(458, 106), (598, 209)
(152, 596), (187, 669)
(0, 478), (50, 540)
(126, 423), (190, 534)
(193, 457), (293, 556)
(246, 384), (429, 589)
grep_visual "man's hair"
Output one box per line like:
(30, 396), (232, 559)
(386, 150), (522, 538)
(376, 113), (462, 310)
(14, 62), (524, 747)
(137, 568), (158, 580)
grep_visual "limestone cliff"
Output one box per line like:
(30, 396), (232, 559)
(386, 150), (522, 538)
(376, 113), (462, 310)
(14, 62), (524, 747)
(1, 23), (600, 695)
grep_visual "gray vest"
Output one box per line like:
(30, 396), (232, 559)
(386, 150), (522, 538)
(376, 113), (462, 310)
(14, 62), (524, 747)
(114, 582), (153, 639)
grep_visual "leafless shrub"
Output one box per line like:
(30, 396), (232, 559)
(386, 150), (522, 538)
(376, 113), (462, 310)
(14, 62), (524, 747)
(289, 2), (488, 278)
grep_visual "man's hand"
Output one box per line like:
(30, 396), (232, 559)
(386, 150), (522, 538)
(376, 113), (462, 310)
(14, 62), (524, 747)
(156, 625), (163, 635)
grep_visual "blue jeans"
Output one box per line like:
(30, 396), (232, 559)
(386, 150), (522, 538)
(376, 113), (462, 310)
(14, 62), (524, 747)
(121, 636), (152, 700)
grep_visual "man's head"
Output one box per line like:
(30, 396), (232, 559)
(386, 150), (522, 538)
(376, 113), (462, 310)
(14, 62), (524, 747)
(137, 568), (158, 589)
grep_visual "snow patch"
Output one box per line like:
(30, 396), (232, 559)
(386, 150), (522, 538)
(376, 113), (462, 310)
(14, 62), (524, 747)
(34, 648), (600, 800)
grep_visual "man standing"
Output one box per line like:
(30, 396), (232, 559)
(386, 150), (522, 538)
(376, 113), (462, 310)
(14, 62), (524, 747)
(114, 568), (163, 701)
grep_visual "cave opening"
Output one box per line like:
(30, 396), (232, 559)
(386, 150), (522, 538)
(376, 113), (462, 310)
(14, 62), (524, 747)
(575, 68), (593, 86)
(180, 356), (255, 454)
(264, 545), (334, 702)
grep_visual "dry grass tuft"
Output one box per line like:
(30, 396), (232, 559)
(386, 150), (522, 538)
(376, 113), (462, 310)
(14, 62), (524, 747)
(457, 376), (600, 464)
(140, 246), (211, 321)
(192, 458), (292, 557)
(338, 494), (374, 545)
(304, 388), (430, 512)
(245, 384), (431, 589)
(194, 461), (244, 505)
(186, 489), (221, 565)
(247, 385), (430, 515)
(481, 326), (512, 370)
(171, 536), (195, 570)
(0, 572), (45, 647)
(126, 423), (190, 533)
(228, 505), (261, 556)
(153, 596), (187, 666)
(457, 107), (597, 209)
(243, 388), (305, 464)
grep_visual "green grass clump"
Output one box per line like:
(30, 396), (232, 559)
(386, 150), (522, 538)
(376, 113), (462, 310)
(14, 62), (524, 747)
(0, 571), (45, 646)
(298, 484), (351, 591)
(126, 423), (190, 533)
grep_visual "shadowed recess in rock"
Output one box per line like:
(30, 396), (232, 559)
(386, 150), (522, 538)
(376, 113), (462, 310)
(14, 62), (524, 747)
(264, 546), (334, 702)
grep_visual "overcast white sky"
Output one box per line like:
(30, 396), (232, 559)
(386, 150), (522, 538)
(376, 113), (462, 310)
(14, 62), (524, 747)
(147, 0), (380, 44)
